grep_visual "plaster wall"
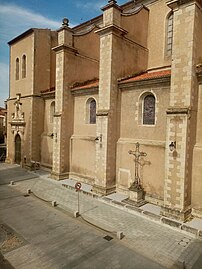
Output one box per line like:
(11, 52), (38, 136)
(147, 0), (172, 69)
(9, 33), (34, 98)
(41, 98), (55, 168)
(70, 94), (98, 181)
(117, 85), (170, 202)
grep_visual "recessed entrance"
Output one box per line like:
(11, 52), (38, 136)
(15, 134), (21, 164)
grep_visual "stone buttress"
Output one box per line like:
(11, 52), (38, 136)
(162, 0), (202, 221)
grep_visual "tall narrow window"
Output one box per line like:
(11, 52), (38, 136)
(50, 101), (55, 123)
(22, 55), (26, 78)
(86, 98), (96, 124)
(90, 99), (96, 124)
(143, 94), (155, 125)
(16, 58), (19, 80)
(166, 13), (173, 56)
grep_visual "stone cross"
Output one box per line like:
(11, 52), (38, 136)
(128, 142), (147, 190)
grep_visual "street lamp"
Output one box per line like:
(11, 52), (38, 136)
(169, 141), (176, 152)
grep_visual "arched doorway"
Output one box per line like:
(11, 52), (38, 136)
(15, 134), (21, 164)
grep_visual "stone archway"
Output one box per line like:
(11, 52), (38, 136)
(15, 134), (21, 164)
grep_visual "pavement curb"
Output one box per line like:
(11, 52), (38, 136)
(100, 198), (202, 240)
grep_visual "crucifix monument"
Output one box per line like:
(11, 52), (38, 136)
(128, 142), (147, 204)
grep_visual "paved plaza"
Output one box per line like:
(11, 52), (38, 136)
(0, 163), (202, 269)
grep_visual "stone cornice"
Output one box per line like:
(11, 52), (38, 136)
(41, 92), (55, 99)
(54, 112), (62, 117)
(52, 44), (78, 54)
(96, 109), (109, 116)
(57, 26), (73, 34)
(7, 94), (41, 101)
(9, 120), (26, 126)
(95, 24), (128, 37)
(167, 0), (202, 9)
(166, 106), (190, 115)
(71, 86), (98, 96)
(101, 0), (122, 12)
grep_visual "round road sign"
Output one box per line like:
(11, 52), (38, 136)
(75, 182), (82, 190)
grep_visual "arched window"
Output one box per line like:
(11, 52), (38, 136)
(50, 101), (55, 123)
(143, 94), (155, 125)
(16, 58), (19, 80)
(22, 55), (26, 78)
(166, 12), (173, 56)
(86, 98), (96, 124)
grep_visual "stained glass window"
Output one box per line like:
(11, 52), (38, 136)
(90, 99), (96, 124)
(143, 95), (155, 125)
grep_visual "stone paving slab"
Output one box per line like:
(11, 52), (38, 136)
(105, 192), (128, 202)
(1, 163), (202, 268)
(0, 185), (167, 269)
(140, 203), (161, 215)
(8, 176), (202, 269)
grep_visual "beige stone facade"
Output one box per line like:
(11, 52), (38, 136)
(6, 0), (202, 221)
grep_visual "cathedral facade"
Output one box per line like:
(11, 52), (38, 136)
(6, 0), (202, 221)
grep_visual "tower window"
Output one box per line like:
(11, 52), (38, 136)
(15, 58), (19, 80)
(22, 55), (26, 78)
(166, 13), (173, 56)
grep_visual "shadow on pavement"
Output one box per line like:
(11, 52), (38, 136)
(0, 165), (38, 185)
(0, 252), (15, 269)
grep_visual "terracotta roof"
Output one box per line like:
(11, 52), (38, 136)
(120, 70), (171, 83)
(71, 79), (99, 90)
(41, 87), (55, 93)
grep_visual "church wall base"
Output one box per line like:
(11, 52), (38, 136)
(92, 184), (116, 196)
(50, 171), (69, 180)
(161, 205), (192, 222)
(192, 208), (202, 219)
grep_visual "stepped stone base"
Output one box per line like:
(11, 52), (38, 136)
(161, 205), (192, 222)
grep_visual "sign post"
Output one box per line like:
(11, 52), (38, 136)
(74, 182), (82, 217)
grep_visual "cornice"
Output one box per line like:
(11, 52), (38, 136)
(166, 106), (190, 115)
(166, 0), (202, 9)
(96, 109), (109, 116)
(95, 24), (128, 37)
(52, 44), (78, 54)
(101, 0), (122, 12)
(9, 120), (26, 126)
(71, 86), (98, 96)
(119, 76), (170, 90)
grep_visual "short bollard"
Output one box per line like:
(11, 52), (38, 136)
(74, 211), (80, 218)
(117, 231), (124, 240)
(27, 189), (32, 194)
(52, 201), (57, 207)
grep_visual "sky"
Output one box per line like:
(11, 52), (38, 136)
(0, 0), (126, 107)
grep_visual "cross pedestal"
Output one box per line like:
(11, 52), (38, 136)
(129, 187), (144, 204)
(128, 142), (147, 206)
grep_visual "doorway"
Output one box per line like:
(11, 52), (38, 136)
(15, 134), (21, 164)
